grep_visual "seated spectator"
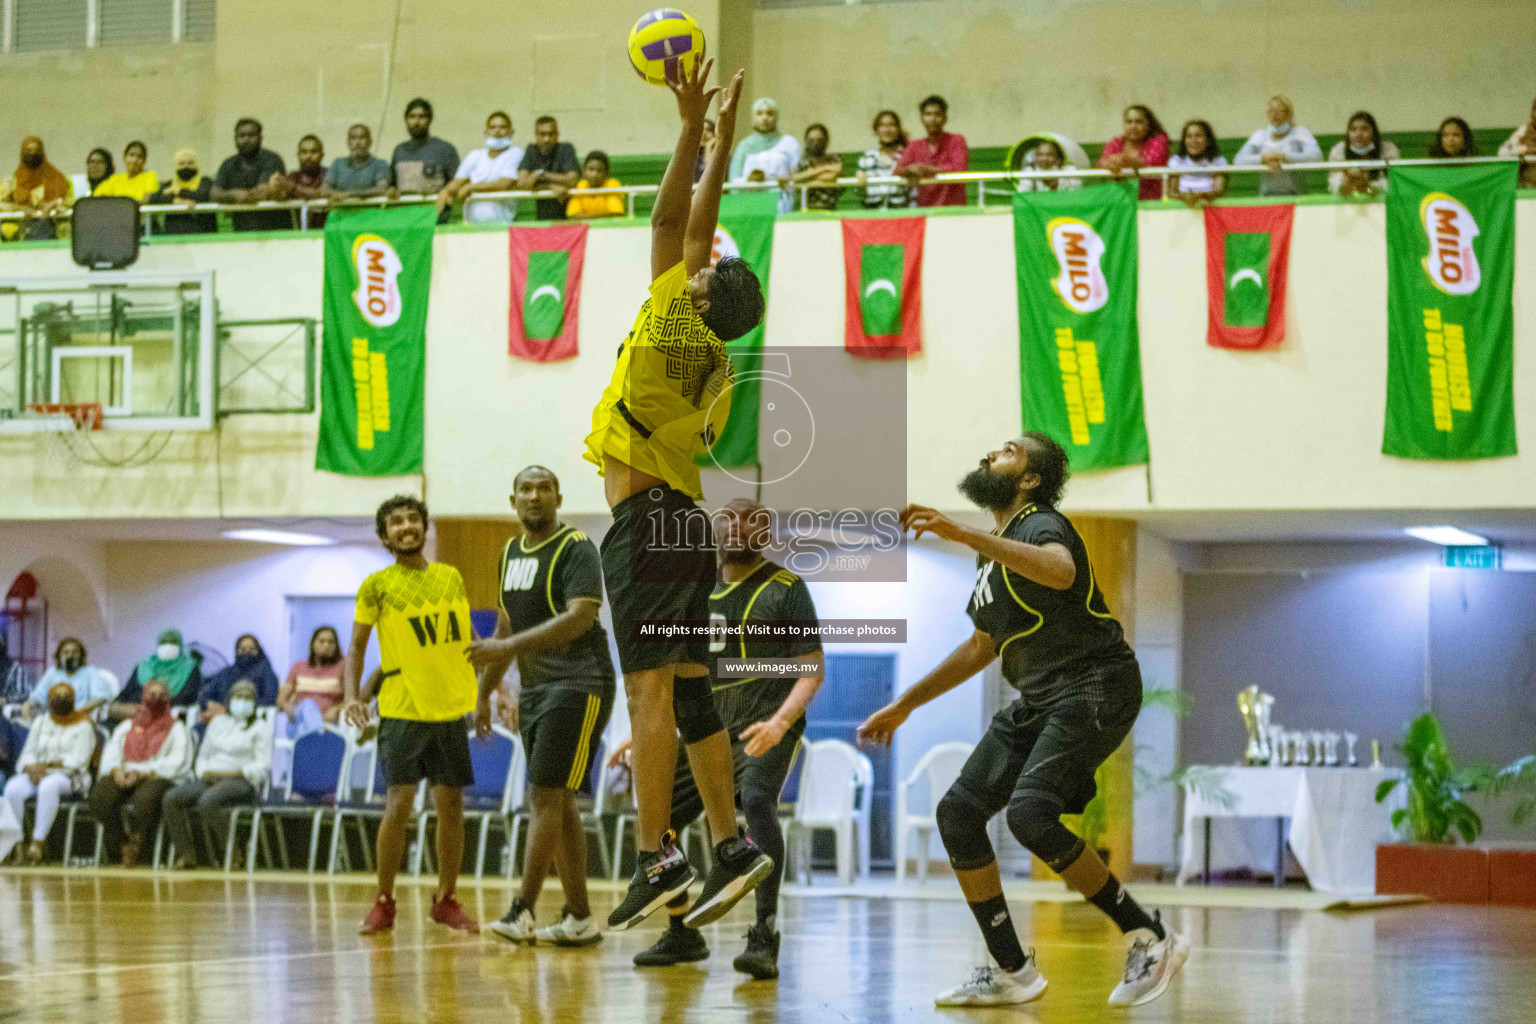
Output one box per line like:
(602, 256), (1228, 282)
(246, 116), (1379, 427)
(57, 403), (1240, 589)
(895, 95), (969, 207)
(694, 118), (716, 183)
(90, 679), (191, 867)
(1235, 96), (1323, 196)
(1168, 119), (1228, 205)
(93, 141), (159, 201)
(730, 99), (801, 212)
(1, 136), (72, 241)
(517, 116), (580, 221)
(161, 679), (270, 869)
(792, 123), (844, 211)
(212, 118), (288, 231)
(0, 632), (29, 705)
(1429, 116), (1478, 159)
(566, 151), (625, 219)
(274, 134), (328, 229)
(857, 110), (914, 208)
(1329, 111), (1399, 197)
(440, 111), (523, 223)
(326, 124), (392, 200)
(198, 634), (279, 725)
(277, 625), (347, 734)
(1016, 137), (1083, 193)
(1497, 94), (1536, 188)
(147, 148), (217, 234)
(1097, 104), (1170, 200)
(85, 148), (115, 195)
(109, 628), (202, 724)
(391, 98), (460, 224)
(25, 637), (119, 722)
(3, 682), (96, 865)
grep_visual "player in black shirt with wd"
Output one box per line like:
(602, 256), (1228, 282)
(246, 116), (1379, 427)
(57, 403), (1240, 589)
(472, 466), (615, 948)
(612, 498), (823, 980)
(858, 433), (1188, 1009)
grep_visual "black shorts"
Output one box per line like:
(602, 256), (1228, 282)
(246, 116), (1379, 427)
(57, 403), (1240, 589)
(519, 685), (614, 791)
(668, 724), (804, 831)
(378, 716), (475, 789)
(600, 486), (716, 674)
(951, 657), (1142, 819)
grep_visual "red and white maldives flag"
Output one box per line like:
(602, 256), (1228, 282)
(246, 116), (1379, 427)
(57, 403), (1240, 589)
(1204, 205), (1294, 350)
(509, 223), (588, 362)
(841, 217), (924, 358)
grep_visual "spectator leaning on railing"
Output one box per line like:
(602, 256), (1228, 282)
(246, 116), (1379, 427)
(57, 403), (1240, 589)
(730, 98), (800, 212)
(326, 124), (392, 201)
(1429, 116), (1478, 159)
(94, 140), (158, 201)
(1167, 119), (1227, 206)
(1328, 111), (1398, 197)
(84, 148), (114, 195)
(896, 94), (969, 207)
(1235, 96), (1323, 196)
(1, 136), (72, 241)
(1497, 94), (1536, 188)
(566, 150), (625, 219)
(441, 111), (523, 223)
(147, 149), (216, 234)
(1016, 137), (1083, 193)
(213, 118), (289, 231)
(857, 110), (914, 208)
(275, 135), (328, 228)
(391, 98), (460, 223)
(517, 115), (580, 221)
(1098, 104), (1170, 200)
(792, 123), (844, 211)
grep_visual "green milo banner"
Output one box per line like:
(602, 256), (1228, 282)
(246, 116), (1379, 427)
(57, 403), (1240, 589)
(697, 191), (777, 470)
(1012, 185), (1149, 471)
(317, 206), (436, 476)
(1383, 165), (1517, 460)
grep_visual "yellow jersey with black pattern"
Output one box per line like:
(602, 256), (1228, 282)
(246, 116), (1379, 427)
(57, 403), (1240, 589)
(354, 561), (478, 721)
(965, 504), (1131, 697)
(583, 261), (734, 501)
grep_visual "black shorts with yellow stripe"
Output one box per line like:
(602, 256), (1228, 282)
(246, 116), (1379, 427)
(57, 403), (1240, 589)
(519, 683), (614, 791)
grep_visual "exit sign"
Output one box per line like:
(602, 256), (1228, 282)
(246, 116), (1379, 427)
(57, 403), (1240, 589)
(1445, 545), (1501, 569)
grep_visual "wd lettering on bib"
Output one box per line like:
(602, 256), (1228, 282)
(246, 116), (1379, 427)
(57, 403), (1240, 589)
(502, 557), (538, 591)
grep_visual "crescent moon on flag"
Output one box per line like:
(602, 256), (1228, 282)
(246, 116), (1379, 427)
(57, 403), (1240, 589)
(864, 279), (898, 299)
(1229, 268), (1264, 290)
(529, 285), (563, 304)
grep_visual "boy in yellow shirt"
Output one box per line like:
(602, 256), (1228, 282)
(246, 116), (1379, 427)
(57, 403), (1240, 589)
(565, 151), (625, 219)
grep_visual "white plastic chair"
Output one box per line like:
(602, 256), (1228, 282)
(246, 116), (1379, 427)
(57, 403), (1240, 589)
(788, 739), (862, 885)
(852, 749), (874, 879)
(894, 741), (974, 882)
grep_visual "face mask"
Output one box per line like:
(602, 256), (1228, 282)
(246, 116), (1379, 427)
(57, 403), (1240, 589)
(1270, 122), (1292, 135)
(50, 697), (75, 718)
(485, 136), (512, 151)
(230, 698), (256, 721)
(22, 153), (42, 168)
(62, 654), (82, 673)
(157, 643), (180, 662)
(177, 166), (197, 181)
(144, 693), (171, 715)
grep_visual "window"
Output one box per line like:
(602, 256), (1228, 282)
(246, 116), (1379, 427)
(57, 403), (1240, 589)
(14, 0), (88, 52)
(4, 0), (213, 51)
(183, 0), (215, 42)
(99, 0), (174, 46)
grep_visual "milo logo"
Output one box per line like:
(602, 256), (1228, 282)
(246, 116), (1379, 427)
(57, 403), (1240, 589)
(710, 225), (740, 267)
(1047, 216), (1108, 313)
(351, 233), (404, 327)
(1419, 192), (1481, 296)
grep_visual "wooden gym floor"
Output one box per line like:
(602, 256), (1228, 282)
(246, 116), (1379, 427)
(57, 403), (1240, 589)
(1, 869), (1532, 1024)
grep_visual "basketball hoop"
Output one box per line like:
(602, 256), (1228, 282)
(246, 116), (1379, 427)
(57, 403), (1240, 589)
(27, 402), (104, 431)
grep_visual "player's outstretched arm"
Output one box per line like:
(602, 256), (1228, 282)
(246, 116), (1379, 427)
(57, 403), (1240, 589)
(902, 503), (1076, 590)
(856, 630), (996, 748)
(652, 57), (717, 280)
(684, 68), (744, 275)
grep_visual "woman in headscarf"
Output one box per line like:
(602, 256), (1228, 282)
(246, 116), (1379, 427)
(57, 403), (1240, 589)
(3, 682), (97, 864)
(109, 629), (202, 724)
(25, 637), (120, 723)
(147, 148), (216, 234)
(162, 679), (270, 869)
(90, 678), (191, 867)
(728, 98), (801, 212)
(1, 136), (73, 241)
(197, 634), (279, 725)
(276, 625), (348, 733)
(85, 148), (115, 195)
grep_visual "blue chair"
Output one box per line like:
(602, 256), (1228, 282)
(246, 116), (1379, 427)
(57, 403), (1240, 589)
(412, 725), (521, 878)
(234, 726), (348, 873)
(326, 742), (426, 874)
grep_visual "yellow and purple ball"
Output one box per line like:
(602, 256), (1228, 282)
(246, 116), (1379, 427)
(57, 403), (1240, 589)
(627, 8), (707, 87)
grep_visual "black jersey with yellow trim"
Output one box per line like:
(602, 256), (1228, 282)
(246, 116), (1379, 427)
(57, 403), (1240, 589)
(497, 524), (615, 695)
(707, 558), (822, 735)
(964, 503), (1132, 696)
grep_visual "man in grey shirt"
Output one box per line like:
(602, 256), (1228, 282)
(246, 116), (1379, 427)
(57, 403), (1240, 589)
(327, 124), (392, 199)
(391, 97), (459, 221)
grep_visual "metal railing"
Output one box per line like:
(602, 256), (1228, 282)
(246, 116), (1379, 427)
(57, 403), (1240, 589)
(2, 155), (1531, 233)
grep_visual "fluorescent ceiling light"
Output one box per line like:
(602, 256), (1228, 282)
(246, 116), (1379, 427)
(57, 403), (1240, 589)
(1403, 526), (1488, 547)
(222, 528), (337, 546)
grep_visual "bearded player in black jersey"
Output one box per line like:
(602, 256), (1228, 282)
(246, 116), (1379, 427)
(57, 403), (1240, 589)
(470, 466), (615, 949)
(609, 497), (823, 979)
(858, 432), (1188, 1009)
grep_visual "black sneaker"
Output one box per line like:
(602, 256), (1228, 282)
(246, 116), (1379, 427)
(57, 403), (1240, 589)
(608, 834), (696, 931)
(633, 922), (711, 967)
(682, 828), (774, 929)
(732, 922), (781, 980)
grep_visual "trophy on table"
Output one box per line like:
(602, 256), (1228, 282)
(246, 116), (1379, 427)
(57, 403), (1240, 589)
(1322, 731), (1342, 767)
(1345, 732), (1359, 767)
(1237, 685), (1276, 765)
(1268, 725), (1286, 768)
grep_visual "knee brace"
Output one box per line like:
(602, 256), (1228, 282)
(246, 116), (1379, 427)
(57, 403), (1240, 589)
(1005, 790), (1084, 872)
(935, 786), (996, 871)
(673, 673), (724, 745)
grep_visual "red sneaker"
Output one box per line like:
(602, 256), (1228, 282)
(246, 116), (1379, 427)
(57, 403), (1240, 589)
(430, 893), (479, 933)
(359, 893), (396, 935)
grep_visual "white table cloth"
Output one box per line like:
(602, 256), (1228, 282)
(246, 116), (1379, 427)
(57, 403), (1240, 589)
(1177, 766), (1403, 894)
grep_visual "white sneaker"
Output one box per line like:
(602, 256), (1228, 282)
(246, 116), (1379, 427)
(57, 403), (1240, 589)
(484, 901), (536, 945)
(935, 956), (1049, 1007)
(1107, 914), (1189, 1007)
(533, 912), (603, 947)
